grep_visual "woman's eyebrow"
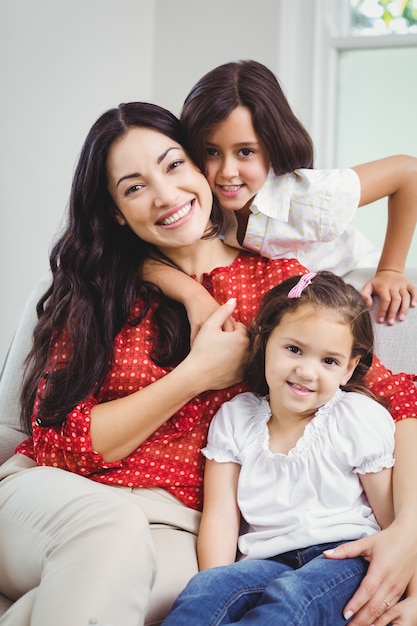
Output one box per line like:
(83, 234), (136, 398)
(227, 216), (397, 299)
(116, 147), (182, 187)
(157, 146), (182, 164)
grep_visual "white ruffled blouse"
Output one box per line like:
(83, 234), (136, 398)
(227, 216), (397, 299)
(202, 390), (395, 560)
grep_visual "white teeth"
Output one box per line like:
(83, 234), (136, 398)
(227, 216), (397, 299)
(160, 203), (192, 225)
(221, 185), (241, 192)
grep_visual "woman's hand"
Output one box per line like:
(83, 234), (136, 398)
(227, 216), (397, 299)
(188, 298), (249, 389)
(324, 523), (417, 625)
(361, 270), (417, 325)
(371, 594), (417, 626)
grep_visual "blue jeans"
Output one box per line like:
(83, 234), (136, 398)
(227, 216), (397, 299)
(162, 542), (367, 625)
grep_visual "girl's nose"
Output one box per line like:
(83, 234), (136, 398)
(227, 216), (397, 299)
(219, 156), (239, 179)
(295, 360), (317, 381)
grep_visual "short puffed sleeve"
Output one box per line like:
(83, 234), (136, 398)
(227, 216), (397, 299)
(202, 392), (263, 464)
(327, 392), (395, 474)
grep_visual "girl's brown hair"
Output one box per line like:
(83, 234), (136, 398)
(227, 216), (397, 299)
(180, 60), (314, 176)
(246, 271), (375, 398)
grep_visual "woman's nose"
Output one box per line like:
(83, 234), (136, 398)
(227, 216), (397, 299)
(153, 179), (179, 207)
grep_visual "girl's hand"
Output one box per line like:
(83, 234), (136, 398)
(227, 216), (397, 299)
(360, 270), (417, 325)
(186, 291), (234, 345)
(323, 524), (416, 625)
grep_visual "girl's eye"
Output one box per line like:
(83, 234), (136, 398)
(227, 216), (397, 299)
(206, 147), (219, 157)
(239, 148), (254, 157)
(287, 345), (301, 355)
(323, 357), (338, 366)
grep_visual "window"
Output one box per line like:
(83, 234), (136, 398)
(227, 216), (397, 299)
(351, 0), (417, 36)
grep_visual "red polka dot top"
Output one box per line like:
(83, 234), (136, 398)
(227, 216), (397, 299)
(16, 254), (417, 511)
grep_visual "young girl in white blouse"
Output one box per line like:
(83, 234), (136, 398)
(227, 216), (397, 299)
(162, 271), (397, 626)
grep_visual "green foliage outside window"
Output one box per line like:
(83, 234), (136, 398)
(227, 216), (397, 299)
(351, 0), (417, 34)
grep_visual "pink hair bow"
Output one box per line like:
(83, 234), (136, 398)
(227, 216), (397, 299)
(287, 272), (317, 298)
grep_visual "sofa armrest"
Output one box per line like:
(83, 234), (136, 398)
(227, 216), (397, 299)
(344, 268), (417, 374)
(0, 272), (52, 465)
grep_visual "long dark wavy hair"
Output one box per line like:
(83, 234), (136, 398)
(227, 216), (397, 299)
(21, 102), (222, 431)
(180, 60), (314, 176)
(246, 271), (376, 399)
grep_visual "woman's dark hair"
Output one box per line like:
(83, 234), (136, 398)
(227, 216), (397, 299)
(21, 102), (222, 430)
(180, 60), (314, 176)
(246, 271), (375, 399)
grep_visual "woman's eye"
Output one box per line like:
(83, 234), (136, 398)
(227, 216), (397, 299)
(125, 184), (144, 196)
(169, 159), (184, 171)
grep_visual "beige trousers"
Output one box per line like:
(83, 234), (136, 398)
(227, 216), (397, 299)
(0, 455), (200, 626)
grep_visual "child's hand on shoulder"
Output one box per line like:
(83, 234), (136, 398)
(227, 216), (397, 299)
(361, 270), (417, 325)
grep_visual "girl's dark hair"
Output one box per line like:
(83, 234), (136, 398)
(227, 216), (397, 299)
(246, 271), (375, 398)
(21, 102), (222, 430)
(180, 60), (314, 176)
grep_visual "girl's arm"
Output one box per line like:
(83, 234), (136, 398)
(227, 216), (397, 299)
(197, 459), (241, 570)
(325, 417), (417, 626)
(353, 155), (417, 325)
(142, 258), (231, 343)
(359, 467), (394, 531)
(89, 300), (248, 462)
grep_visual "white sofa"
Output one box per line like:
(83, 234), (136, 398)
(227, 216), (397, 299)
(1, 268), (417, 619)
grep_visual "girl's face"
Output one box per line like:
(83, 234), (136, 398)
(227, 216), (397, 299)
(265, 304), (359, 420)
(107, 127), (213, 255)
(205, 106), (270, 213)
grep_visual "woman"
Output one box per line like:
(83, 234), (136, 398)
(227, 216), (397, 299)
(0, 102), (416, 626)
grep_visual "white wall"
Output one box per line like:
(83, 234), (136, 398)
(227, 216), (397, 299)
(0, 0), (155, 367)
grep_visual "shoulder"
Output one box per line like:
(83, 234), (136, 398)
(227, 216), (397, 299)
(326, 390), (395, 439)
(293, 167), (359, 189)
(234, 252), (308, 279)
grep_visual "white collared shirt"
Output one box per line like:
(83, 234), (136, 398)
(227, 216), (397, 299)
(221, 168), (380, 275)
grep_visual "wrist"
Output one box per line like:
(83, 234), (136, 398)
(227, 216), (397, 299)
(376, 267), (404, 274)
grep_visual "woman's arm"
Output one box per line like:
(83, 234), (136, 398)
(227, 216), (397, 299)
(89, 300), (249, 461)
(197, 459), (241, 570)
(325, 417), (417, 625)
(353, 155), (417, 324)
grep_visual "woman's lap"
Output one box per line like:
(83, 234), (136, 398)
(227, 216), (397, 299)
(0, 455), (199, 626)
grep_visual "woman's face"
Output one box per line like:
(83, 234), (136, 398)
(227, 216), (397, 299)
(107, 127), (213, 253)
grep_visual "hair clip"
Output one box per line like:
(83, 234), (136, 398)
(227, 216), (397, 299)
(287, 272), (317, 298)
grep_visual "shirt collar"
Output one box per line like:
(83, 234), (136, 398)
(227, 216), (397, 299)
(250, 168), (294, 220)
